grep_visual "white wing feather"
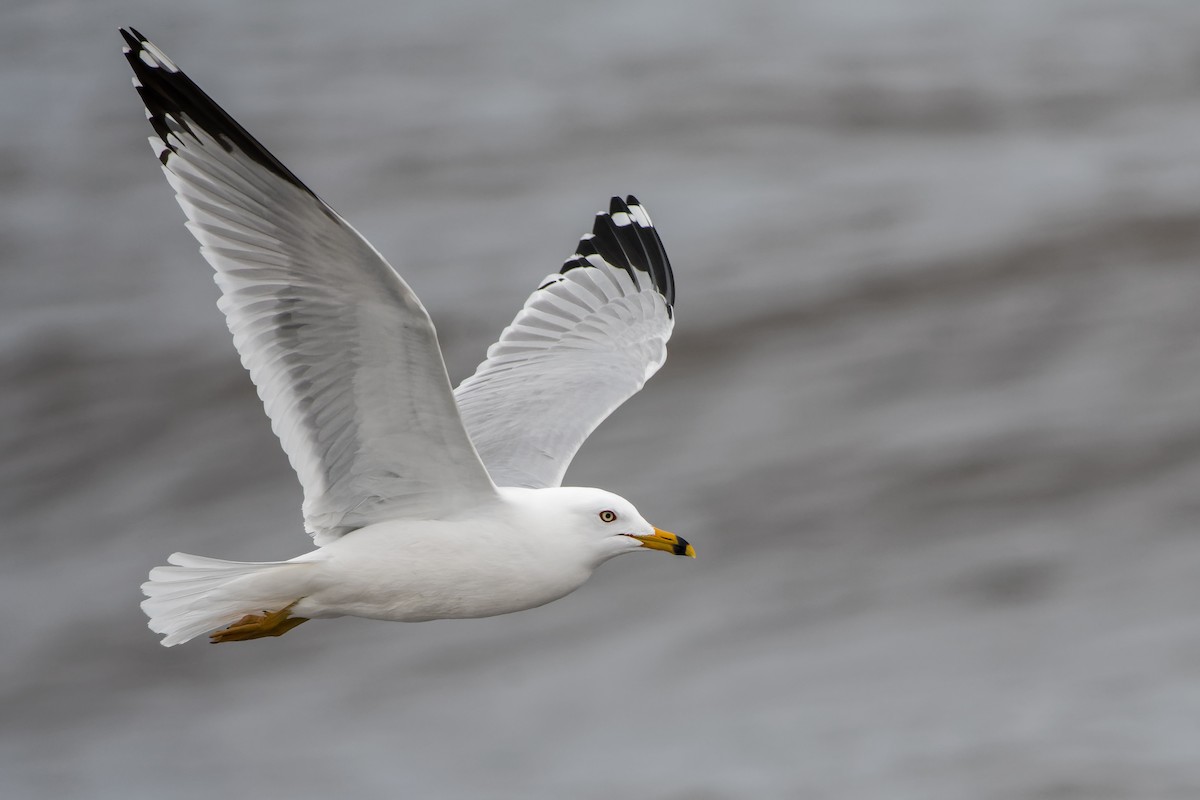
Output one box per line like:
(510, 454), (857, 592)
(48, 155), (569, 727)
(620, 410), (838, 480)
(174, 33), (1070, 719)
(455, 197), (675, 488)
(123, 29), (496, 544)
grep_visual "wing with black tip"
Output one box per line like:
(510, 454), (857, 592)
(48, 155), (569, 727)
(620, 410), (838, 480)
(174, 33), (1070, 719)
(454, 196), (676, 488)
(121, 28), (497, 543)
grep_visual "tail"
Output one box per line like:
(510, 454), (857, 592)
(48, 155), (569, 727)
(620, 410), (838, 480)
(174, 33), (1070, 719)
(141, 552), (310, 646)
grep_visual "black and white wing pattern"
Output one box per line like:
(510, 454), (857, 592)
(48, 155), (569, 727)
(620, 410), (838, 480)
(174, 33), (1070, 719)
(122, 29), (496, 544)
(455, 196), (675, 488)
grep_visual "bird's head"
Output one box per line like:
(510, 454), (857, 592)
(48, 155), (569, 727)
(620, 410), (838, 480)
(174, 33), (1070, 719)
(516, 486), (694, 564)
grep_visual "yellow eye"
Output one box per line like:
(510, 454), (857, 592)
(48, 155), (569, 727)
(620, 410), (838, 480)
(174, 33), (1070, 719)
(599, 510), (617, 523)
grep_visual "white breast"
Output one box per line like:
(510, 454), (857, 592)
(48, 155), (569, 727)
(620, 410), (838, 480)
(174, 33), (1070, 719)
(292, 513), (595, 622)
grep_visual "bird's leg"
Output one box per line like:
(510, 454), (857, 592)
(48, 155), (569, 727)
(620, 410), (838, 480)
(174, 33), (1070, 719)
(209, 600), (309, 643)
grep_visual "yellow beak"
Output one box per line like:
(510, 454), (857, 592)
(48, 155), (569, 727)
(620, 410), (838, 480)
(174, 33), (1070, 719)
(631, 527), (696, 558)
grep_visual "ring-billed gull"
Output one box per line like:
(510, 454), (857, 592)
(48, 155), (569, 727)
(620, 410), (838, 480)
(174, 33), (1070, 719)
(121, 29), (693, 647)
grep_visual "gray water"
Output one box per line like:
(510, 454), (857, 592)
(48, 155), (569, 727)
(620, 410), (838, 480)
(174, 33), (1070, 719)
(5, 1), (1200, 797)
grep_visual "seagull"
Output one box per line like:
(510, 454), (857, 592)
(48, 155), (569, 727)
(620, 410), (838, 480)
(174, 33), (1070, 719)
(121, 29), (693, 647)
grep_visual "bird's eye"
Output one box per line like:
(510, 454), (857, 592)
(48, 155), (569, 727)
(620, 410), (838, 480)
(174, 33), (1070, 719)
(599, 510), (617, 523)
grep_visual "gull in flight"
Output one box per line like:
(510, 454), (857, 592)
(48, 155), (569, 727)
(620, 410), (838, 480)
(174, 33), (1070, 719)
(121, 29), (693, 646)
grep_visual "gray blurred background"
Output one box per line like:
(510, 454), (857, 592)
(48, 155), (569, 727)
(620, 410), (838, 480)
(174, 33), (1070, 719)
(4, 1), (1200, 798)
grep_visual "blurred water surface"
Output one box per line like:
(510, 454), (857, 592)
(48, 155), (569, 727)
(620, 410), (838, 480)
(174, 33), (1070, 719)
(5, 1), (1200, 798)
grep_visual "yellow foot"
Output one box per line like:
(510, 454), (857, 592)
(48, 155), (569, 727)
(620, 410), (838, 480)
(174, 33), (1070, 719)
(209, 600), (309, 643)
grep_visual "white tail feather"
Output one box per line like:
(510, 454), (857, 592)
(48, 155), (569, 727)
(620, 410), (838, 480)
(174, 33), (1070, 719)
(141, 552), (311, 646)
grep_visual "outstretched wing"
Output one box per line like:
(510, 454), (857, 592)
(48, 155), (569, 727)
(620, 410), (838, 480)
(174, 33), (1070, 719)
(454, 196), (675, 488)
(122, 29), (496, 544)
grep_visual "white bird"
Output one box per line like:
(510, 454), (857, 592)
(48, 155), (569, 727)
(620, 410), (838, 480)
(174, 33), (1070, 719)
(121, 28), (693, 647)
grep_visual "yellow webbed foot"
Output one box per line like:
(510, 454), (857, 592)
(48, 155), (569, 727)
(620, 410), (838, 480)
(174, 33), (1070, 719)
(209, 601), (309, 643)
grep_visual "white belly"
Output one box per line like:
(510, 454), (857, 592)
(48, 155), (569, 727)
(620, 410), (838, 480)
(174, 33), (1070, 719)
(290, 519), (593, 622)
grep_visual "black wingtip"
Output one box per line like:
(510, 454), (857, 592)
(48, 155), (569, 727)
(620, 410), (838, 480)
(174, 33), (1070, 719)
(121, 28), (317, 197)
(624, 195), (675, 309)
(561, 195), (675, 311)
(121, 27), (154, 49)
